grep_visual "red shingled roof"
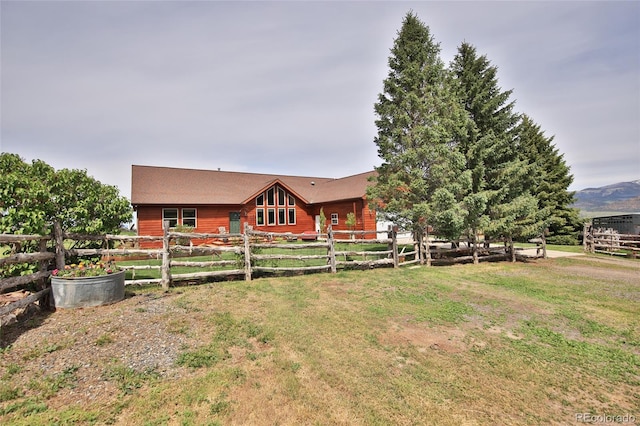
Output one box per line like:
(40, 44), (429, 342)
(131, 165), (376, 206)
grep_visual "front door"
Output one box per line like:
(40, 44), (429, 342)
(229, 212), (241, 234)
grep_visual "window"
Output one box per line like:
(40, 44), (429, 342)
(254, 186), (297, 226)
(162, 209), (178, 228)
(256, 208), (265, 226)
(182, 209), (197, 227)
(267, 188), (275, 206)
(331, 213), (339, 225)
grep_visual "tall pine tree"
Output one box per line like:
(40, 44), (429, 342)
(450, 42), (539, 259)
(516, 115), (581, 243)
(367, 12), (470, 243)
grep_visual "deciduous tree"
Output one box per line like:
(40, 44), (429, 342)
(0, 153), (132, 236)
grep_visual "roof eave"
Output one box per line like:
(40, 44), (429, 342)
(240, 178), (311, 205)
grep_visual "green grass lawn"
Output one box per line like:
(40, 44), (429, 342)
(1, 254), (638, 425)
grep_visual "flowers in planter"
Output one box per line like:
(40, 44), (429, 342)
(52, 261), (118, 278)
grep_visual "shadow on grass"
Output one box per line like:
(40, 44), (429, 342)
(0, 304), (54, 350)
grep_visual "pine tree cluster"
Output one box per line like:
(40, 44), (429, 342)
(367, 12), (581, 247)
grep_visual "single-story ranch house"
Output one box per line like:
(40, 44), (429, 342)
(131, 165), (380, 245)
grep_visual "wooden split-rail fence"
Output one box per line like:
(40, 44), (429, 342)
(1, 221), (545, 323)
(583, 225), (640, 257)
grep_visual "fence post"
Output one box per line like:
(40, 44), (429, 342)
(243, 223), (252, 281)
(582, 223), (589, 252)
(425, 227), (432, 267)
(37, 238), (49, 291)
(34, 237), (52, 308)
(53, 220), (65, 270)
(391, 226), (399, 268)
(327, 226), (337, 273)
(414, 231), (423, 265)
(472, 231), (479, 265)
(161, 221), (171, 291)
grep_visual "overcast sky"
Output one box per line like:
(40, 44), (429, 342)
(2, 1), (639, 200)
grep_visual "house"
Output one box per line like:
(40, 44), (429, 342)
(130, 165), (378, 245)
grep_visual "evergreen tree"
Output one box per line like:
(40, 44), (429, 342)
(516, 115), (582, 243)
(450, 43), (539, 257)
(367, 12), (470, 242)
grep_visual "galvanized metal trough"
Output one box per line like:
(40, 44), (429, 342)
(50, 270), (125, 309)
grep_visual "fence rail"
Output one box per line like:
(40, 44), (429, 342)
(0, 234), (52, 325)
(583, 226), (640, 256)
(2, 222), (545, 321)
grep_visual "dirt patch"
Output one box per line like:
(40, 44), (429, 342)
(379, 313), (528, 359)
(0, 291), (202, 409)
(380, 319), (468, 354)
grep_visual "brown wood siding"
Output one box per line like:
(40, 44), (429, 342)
(135, 197), (377, 247)
(137, 205), (244, 248)
(315, 199), (376, 239)
(137, 202), (319, 247)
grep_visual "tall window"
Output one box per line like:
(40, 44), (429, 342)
(162, 209), (178, 228)
(182, 209), (197, 227)
(255, 185), (297, 226)
(331, 213), (339, 225)
(267, 188), (275, 206)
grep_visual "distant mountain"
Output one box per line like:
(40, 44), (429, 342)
(572, 180), (640, 214)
